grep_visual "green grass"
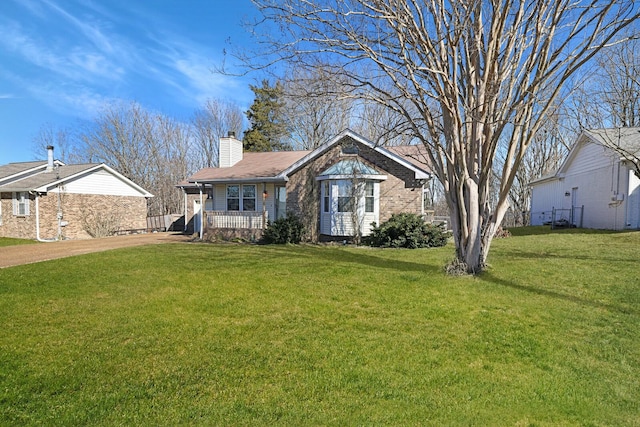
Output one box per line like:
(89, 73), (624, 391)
(0, 228), (639, 425)
(0, 237), (37, 247)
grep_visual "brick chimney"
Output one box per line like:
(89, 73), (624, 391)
(219, 131), (242, 167)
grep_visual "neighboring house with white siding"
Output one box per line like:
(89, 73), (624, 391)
(179, 129), (433, 241)
(530, 128), (640, 230)
(0, 146), (153, 240)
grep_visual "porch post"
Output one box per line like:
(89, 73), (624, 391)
(182, 189), (187, 233)
(199, 183), (204, 240)
(262, 183), (267, 229)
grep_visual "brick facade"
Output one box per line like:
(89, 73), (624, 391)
(0, 192), (147, 240)
(286, 137), (423, 241)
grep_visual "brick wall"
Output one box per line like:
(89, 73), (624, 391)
(0, 192), (37, 239)
(0, 192), (147, 240)
(286, 137), (423, 241)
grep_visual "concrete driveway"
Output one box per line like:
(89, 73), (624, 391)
(0, 232), (193, 269)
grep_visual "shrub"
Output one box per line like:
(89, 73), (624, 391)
(365, 213), (448, 249)
(261, 215), (306, 244)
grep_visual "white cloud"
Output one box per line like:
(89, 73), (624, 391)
(0, 20), (125, 83)
(42, 0), (117, 55)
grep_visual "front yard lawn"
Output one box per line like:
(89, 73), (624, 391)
(0, 229), (638, 425)
(0, 237), (37, 247)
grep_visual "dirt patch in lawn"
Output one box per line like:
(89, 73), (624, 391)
(0, 232), (193, 269)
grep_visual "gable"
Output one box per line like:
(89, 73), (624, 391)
(281, 130), (431, 181)
(49, 168), (150, 197)
(533, 129), (639, 187)
(0, 162), (152, 198)
(318, 158), (384, 178)
(562, 137), (616, 176)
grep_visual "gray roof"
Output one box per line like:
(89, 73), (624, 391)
(0, 161), (47, 181)
(586, 127), (640, 155)
(188, 151), (311, 183)
(0, 164), (100, 192)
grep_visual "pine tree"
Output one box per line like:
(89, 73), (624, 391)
(243, 80), (291, 152)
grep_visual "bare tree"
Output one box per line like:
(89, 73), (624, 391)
(503, 110), (570, 226)
(281, 66), (354, 149)
(351, 97), (416, 147)
(595, 37), (640, 128)
(192, 98), (244, 168)
(566, 36), (640, 132)
(78, 101), (191, 215)
(31, 123), (80, 163)
(144, 113), (192, 215)
(246, 0), (638, 273)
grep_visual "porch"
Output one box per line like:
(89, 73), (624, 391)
(205, 210), (268, 230)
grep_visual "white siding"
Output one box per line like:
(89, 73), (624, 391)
(567, 141), (614, 176)
(561, 164), (623, 229)
(263, 183), (276, 222)
(211, 183), (274, 221)
(51, 170), (147, 197)
(626, 169), (640, 229)
(322, 180), (379, 236)
(214, 185), (226, 210)
(530, 179), (565, 225)
(219, 137), (243, 167)
(531, 140), (635, 230)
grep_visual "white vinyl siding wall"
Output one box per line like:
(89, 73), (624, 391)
(530, 140), (636, 230)
(320, 180), (379, 236)
(530, 180), (565, 225)
(210, 183), (275, 221)
(625, 168), (640, 228)
(51, 170), (147, 197)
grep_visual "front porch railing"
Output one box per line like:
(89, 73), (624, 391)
(205, 211), (266, 230)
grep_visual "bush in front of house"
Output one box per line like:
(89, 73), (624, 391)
(365, 212), (448, 249)
(261, 214), (306, 244)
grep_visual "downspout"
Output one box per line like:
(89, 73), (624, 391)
(34, 193), (57, 242)
(198, 182), (204, 240)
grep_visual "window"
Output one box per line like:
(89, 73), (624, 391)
(365, 181), (374, 213)
(13, 192), (29, 216)
(242, 185), (256, 211)
(227, 185), (240, 211)
(323, 182), (330, 213)
(337, 180), (353, 212)
(227, 184), (256, 211)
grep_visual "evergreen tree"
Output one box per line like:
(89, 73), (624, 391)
(243, 80), (291, 152)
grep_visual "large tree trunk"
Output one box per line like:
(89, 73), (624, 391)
(248, 0), (638, 275)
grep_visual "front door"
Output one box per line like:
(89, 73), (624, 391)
(275, 185), (286, 220)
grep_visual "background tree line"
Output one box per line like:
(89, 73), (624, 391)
(33, 21), (638, 245)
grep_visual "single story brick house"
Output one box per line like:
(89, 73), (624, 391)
(179, 129), (433, 241)
(0, 147), (153, 240)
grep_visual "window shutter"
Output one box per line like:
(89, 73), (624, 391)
(23, 193), (30, 215)
(12, 192), (30, 216)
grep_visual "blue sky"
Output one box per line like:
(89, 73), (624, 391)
(0, 0), (260, 164)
